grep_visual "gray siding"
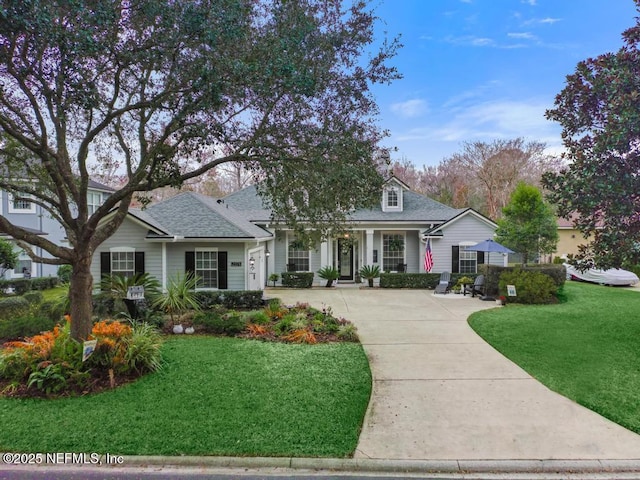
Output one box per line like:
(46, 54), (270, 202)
(165, 242), (246, 290)
(433, 214), (499, 273)
(91, 217), (162, 286)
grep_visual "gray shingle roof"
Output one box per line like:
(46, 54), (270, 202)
(224, 185), (461, 223)
(142, 191), (271, 239)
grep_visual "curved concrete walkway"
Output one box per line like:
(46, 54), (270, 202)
(266, 286), (640, 461)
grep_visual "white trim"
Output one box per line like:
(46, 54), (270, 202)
(459, 241), (478, 246)
(7, 193), (36, 214)
(0, 190), (2, 215)
(161, 242), (167, 291)
(109, 246), (135, 253)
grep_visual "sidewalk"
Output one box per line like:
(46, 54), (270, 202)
(268, 287), (640, 461)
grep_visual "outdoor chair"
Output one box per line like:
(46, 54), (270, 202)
(287, 263), (297, 272)
(396, 263), (407, 273)
(465, 274), (485, 297)
(434, 271), (452, 294)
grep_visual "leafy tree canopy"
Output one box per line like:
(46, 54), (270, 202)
(495, 182), (558, 265)
(0, 0), (400, 339)
(543, 1), (640, 269)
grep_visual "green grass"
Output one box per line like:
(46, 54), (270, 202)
(0, 336), (371, 457)
(40, 285), (68, 303)
(469, 281), (640, 433)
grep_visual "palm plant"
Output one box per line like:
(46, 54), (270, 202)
(317, 266), (340, 287)
(359, 265), (381, 288)
(152, 273), (201, 323)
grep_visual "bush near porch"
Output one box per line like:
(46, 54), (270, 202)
(380, 272), (481, 289)
(481, 264), (566, 296)
(281, 272), (314, 288)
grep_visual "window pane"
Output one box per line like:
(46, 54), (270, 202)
(459, 246), (477, 273)
(288, 239), (310, 271)
(111, 251), (134, 278)
(382, 234), (404, 271)
(195, 251), (218, 288)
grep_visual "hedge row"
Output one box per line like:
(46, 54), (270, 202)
(0, 277), (60, 295)
(379, 273), (481, 289)
(281, 272), (314, 288)
(195, 290), (265, 310)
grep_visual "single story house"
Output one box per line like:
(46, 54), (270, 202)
(91, 177), (504, 290)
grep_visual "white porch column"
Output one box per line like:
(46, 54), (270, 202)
(320, 240), (329, 267)
(161, 241), (167, 291)
(365, 229), (374, 266)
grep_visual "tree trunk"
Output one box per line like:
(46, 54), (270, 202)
(69, 253), (94, 341)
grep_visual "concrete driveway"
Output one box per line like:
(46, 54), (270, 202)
(267, 286), (640, 460)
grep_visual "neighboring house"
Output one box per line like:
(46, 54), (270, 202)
(552, 215), (599, 262)
(0, 179), (115, 279)
(92, 176), (502, 290)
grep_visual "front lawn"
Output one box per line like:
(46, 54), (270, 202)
(469, 281), (640, 434)
(0, 336), (371, 457)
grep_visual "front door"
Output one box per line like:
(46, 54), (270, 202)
(338, 239), (353, 281)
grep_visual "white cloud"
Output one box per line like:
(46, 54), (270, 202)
(393, 98), (563, 155)
(522, 0), (537, 5)
(390, 99), (428, 118)
(508, 32), (537, 40)
(523, 17), (562, 26)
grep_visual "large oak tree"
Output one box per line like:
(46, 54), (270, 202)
(0, 0), (399, 340)
(543, 1), (640, 269)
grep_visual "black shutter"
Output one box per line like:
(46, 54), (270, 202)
(185, 251), (195, 277)
(100, 252), (111, 276)
(134, 252), (145, 274)
(218, 252), (228, 289)
(451, 246), (459, 273)
(477, 251), (485, 271)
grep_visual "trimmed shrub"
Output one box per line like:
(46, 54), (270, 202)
(281, 272), (314, 288)
(193, 310), (247, 335)
(0, 297), (30, 320)
(195, 290), (264, 310)
(483, 264), (565, 296)
(23, 291), (44, 305)
(380, 273), (437, 288)
(0, 316), (58, 341)
(498, 269), (559, 304)
(38, 301), (67, 323)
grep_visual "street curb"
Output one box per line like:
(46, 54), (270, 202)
(119, 456), (640, 474)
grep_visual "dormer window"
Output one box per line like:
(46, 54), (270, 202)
(387, 188), (398, 207)
(382, 184), (403, 212)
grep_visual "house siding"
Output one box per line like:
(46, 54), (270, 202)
(165, 242), (246, 290)
(91, 218), (163, 286)
(433, 215), (502, 273)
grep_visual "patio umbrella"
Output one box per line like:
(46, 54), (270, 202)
(466, 239), (514, 257)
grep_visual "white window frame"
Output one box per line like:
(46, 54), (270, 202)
(8, 193), (36, 214)
(0, 190), (3, 215)
(11, 248), (32, 279)
(381, 232), (406, 272)
(286, 234), (311, 272)
(87, 191), (103, 215)
(195, 248), (219, 290)
(382, 186), (402, 212)
(109, 247), (135, 278)
(459, 241), (478, 274)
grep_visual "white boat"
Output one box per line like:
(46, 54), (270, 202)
(564, 264), (639, 286)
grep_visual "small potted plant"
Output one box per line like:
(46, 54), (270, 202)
(359, 265), (381, 288)
(497, 295), (507, 306)
(268, 273), (279, 287)
(318, 266), (340, 287)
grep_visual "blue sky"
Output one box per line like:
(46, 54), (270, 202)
(370, 0), (639, 167)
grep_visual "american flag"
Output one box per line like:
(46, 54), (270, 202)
(424, 238), (433, 272)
